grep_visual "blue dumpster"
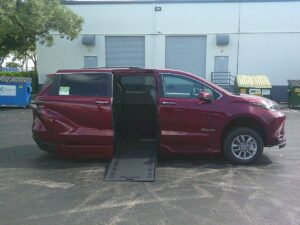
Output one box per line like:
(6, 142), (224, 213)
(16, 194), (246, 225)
(0, 76), (32, 108)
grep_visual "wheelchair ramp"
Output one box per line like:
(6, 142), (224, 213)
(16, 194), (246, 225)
(104, 141), (157, 182)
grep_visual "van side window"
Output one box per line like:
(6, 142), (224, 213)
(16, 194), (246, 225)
(58, 73), (111, 97)
(160, 74), (221, 100)
(115, 75), (156, 103)
(48, 76), (60, 96)
(42, 76), (59, 96)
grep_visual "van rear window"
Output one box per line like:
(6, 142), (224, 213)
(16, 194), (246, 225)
(40, 76), (59, 96)
(56, 73), (111, 97)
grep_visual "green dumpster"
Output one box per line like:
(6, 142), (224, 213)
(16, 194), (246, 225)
(234, 74), (272, 99)
(288, 80), (300, 108)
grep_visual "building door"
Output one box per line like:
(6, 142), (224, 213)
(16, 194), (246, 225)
(105, 36), (145, 68)
(214, 56), (229, 73)
(213, 56), (229, 85)
(165, 36), (207, 78)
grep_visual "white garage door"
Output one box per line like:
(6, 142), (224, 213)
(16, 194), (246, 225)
(165, 36), (207, 77)
(105, 36), (145, 68)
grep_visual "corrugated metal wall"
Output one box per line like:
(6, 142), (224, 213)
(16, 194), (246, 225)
(165, 36), (206, 77)
(105, 36), (145, 68)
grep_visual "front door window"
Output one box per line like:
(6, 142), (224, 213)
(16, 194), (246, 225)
(160, 74), (220, 100)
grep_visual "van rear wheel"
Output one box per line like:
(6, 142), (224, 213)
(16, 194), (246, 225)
(223, 127), (263, 164)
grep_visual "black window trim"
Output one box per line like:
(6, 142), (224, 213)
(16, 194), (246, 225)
(159, 73), (223, 100)
(56, 72), (113, 98)
(44, 75), (60, 96)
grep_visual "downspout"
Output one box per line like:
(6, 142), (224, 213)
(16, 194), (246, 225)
(236, 1), (241, 75)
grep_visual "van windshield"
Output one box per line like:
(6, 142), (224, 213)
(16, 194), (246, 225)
(215, 85), (240, 96)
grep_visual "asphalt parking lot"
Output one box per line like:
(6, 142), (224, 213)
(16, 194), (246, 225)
(0, 108), (299, 225)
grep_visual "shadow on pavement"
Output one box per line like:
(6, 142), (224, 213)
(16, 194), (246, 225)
(0, 145), (109, 170)
(158, 154), (273, 169)
(0, 144), (273, 170)
(0, 107), (28, 111)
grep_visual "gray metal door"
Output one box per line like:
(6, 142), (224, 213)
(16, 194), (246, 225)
(165, 36), (207, 77)
(105, 36), (145, 68)
(214, 56), (229, 72)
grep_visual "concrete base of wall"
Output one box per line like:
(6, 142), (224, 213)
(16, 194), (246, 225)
(272, 86), (288, 102)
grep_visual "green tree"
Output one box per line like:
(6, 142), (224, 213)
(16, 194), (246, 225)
(6, 61), (21, 68)
(0, 0), (84, 70)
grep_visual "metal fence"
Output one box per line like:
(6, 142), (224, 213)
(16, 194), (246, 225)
(211, 72), (235, 86)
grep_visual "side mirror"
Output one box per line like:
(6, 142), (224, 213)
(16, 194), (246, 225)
(198, 91), (212, 103)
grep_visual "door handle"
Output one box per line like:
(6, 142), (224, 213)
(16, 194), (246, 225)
(95, 100), (110, 105)
(161, 101), (176, 105)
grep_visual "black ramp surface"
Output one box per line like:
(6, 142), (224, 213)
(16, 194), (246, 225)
(104, 141), (157, 181)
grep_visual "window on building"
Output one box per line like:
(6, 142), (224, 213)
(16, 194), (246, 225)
(84, 56), (98, 68)
(58, 73), (111, 97)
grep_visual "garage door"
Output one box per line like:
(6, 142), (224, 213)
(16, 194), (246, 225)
(105, 36), (145, 68)
(165, 36), (207, 77)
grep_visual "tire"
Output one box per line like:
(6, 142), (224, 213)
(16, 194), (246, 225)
(223, 127), (264, 164)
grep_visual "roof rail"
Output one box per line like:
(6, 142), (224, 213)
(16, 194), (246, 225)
(96, 67), (145, 69)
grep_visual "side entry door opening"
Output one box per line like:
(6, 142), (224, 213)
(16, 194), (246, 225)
(105, 71), (159, 181)
(112, 73), (159, 145)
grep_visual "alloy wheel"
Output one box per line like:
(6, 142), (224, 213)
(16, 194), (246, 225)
(231, 135), (258, 160)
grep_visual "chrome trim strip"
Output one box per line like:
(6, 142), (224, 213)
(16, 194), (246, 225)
(57, 72), (113, 75)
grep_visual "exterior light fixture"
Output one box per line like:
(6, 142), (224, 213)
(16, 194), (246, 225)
(155, 6), (162, 11)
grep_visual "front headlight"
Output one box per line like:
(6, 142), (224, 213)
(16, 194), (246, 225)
(249, 102), (280, 110)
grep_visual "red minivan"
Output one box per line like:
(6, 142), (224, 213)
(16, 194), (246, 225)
(32, 68), (286, 164)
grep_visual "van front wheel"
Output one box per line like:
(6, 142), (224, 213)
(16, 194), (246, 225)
(223, 127), (264, 164)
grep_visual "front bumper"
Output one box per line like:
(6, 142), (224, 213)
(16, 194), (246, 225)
(278, 137), (287, 149)
(265, 110), (287, 148)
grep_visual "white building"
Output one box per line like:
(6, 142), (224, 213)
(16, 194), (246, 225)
(37, 0), (300, 101)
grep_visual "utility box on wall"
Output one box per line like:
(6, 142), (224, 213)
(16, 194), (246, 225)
(216, 34), (229, 46)
(82, 35), (96, 46)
